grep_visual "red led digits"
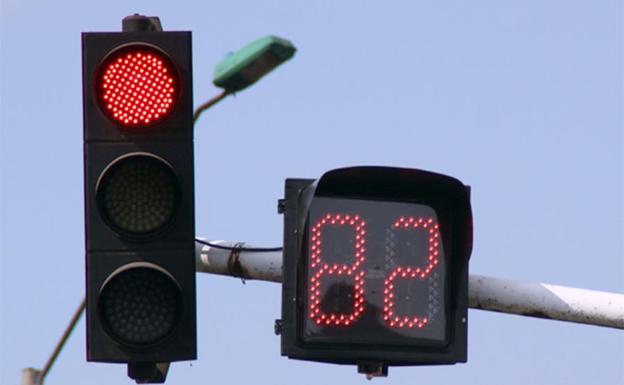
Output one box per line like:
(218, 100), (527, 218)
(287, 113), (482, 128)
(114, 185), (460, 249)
(383, 217), (441, 329)
(309, 214), (366, 326)
(308, 213), (442, 330)
(98, 46), (178, 128)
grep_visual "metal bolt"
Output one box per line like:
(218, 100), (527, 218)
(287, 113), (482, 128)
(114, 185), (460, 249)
(274, 319), (283, 335)
(277, 199), (286, 214)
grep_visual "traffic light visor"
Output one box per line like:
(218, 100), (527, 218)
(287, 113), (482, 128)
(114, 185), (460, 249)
(96, 44), (179, 128)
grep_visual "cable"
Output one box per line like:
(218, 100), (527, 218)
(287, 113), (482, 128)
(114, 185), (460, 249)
(195, 238), (283, 252)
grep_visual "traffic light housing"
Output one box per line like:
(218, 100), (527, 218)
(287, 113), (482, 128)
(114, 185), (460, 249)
(82, 23), (196, 366)
(280, 167), (472, 374)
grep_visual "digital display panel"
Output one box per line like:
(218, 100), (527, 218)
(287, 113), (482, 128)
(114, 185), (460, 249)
(303, 197), (447, 346)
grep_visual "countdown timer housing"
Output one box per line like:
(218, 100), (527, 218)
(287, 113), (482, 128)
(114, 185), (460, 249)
(280, 167), (472, 369)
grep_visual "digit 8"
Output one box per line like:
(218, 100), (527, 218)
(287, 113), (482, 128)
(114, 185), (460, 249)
(308, 213), (366, 326)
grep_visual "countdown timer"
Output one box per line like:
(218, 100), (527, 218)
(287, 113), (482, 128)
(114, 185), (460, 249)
(303, 197), (447, 346)
(280, 166), (472, 369)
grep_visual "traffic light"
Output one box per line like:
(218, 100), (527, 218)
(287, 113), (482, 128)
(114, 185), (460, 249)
(82, 17), (196, 372)
(279, 167), (472, 376)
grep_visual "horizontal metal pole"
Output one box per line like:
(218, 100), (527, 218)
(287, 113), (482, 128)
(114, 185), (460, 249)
(196, 239), (624, 330)
(468, 275), (624, 329)
(196, 239), (282, 282)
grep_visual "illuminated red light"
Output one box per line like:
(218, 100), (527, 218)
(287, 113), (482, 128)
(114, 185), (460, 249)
(97, 45), (178, 128)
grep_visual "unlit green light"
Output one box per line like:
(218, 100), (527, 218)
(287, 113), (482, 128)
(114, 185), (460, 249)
(99, 267), (183, 345)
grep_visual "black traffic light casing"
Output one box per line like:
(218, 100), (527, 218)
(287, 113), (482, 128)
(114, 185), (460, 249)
(280, 167), (472, 369)
(83, 30), (196, 363)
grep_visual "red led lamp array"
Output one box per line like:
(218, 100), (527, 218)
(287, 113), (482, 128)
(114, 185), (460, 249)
(308, 214), (441, 330)
(98, 48), (177, 127)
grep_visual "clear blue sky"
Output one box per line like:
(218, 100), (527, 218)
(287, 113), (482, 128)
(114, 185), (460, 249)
(1, 1), (622, 384)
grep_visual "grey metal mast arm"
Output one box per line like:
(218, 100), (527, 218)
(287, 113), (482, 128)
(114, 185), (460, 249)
(196, 239), (624, 330)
